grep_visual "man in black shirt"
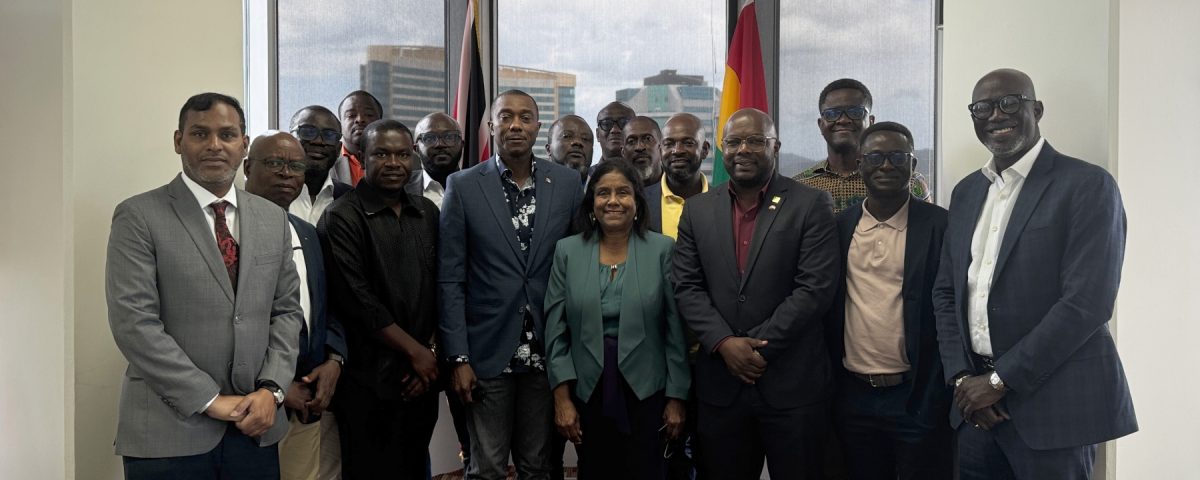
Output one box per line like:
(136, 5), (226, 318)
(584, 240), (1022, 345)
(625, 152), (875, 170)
(319, 119), (440, 479)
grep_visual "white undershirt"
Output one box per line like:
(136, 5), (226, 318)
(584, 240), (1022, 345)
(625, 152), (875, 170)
(289, 174), (338, 226)
(180, 173), (239, 242)
(290, 223), (312, 337)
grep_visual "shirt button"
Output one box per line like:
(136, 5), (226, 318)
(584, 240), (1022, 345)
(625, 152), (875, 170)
(518, 305), (527, 314)
(985, 260), (992, 266)
(990, 226), (999, 232)
(742, 240), (749, 245)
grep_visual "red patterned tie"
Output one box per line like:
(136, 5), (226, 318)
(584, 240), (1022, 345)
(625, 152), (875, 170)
(211, 201), (239, 291)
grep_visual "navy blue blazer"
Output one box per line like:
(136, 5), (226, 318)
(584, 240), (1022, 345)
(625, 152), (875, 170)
(288, 214), (347, 378)
(438, 156), (584, 379)
(933, 143), (1137, 449)
(644, 181), (663, 234)
(829, 199), (949, 424)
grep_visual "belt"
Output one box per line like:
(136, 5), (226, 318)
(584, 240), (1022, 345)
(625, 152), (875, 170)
(850, 371), (911, 388)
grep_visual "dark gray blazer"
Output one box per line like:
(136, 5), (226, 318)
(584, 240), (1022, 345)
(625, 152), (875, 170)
(933, 143), (1137, 449)
(673, 174), (840, 409)
(438, 156), (583, 378)
(106, 175), (302, 457)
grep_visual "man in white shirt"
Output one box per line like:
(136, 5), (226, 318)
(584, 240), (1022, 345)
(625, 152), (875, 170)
(289, 106), (351, 225)
(406, 112), (463, 209)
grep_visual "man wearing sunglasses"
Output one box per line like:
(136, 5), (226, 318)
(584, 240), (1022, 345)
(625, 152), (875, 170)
(288, 106), (353, 226)
(595, 101), (636, 162)
(407, 112), (464, 209)
(244, 132), (348, 480)
(934, 69), (1136, 480)
(794, 79), (931, 213)
(827, 122), (952, 479)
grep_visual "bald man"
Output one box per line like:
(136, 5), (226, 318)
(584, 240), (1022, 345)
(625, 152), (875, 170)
(245, 132), (347, 480)
(646, 113), (710, 239)
(545, 114), (594, 183)
(595, 101), (636, 162)
(407, 112), (464, 208)
(673, 108), (839, 479)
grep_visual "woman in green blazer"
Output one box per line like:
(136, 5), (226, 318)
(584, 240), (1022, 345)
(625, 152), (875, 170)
(544, 160), (691, 479)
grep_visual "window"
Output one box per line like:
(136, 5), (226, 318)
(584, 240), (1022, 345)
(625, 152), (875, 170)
(776, 0), (938, 193)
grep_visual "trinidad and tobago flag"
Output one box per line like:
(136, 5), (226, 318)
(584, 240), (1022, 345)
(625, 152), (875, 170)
(453, 0), (491, 168)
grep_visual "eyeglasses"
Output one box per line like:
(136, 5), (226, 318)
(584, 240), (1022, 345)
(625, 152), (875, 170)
(292, 125), (341, 144)
(260, 157), (308, 174)
(968, 94), (1035, 119)
(861, 151), (914, 168)
(820, 105), (869, 122)
(416, 132), (463, 146)
(597, 118), (630, 132)
(722, 135), (775, 152)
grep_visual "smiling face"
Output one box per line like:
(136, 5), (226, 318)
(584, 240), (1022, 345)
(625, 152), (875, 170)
(722, 109), (779, 190)
(592, 171), (637, 236)
(971, 70), (1043, 163)
(660, 114), (709, 184)
(363, 128), (415, 192)
(290, 107), (341, 173)
(175, 101), (248, 195)
(244, 133), (307, 209)
(547, 115), (594, 180)
(859, 130), (915, 199)
(817, 88), (873, 155)
(489, 92), (541, 159)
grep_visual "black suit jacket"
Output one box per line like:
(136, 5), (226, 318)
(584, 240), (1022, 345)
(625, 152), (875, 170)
(673, 174), (840, 409)
(933, 142), (1137, 449)
(287, 215), (347, 379)
(644, 181), (663, 233)
(829, 199), (949, 423)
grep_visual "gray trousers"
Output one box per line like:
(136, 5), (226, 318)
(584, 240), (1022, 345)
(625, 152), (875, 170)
(465, 371), (554, 480)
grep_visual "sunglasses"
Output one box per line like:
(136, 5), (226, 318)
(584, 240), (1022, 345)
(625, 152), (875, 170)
(293, 125), (341, 144)
(820, 105), (869, 122)
(861, 151), (914, 168)
(968, 94), (1035, 120)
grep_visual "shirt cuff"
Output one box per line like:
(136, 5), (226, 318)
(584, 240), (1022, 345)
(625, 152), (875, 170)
(712, 335), (734, 354)
(201, 394), (218, 414)
(448, 354), (470, 365)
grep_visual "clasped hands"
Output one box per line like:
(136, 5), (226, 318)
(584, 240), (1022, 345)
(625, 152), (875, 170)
(203, 389), (278, 438)
(718, 337), (768, 384)
(955, 373), (1009, 430)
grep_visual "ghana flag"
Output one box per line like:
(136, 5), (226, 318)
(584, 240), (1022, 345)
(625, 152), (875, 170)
(453, 0), (490, 167)
(713, 0), (768, 185)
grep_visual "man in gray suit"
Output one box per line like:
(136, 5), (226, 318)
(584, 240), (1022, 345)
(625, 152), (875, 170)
(106, 92), (302, 479)
(935, 69), (1137, 479)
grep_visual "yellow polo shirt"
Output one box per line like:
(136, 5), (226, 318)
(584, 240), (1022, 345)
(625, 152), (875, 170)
(661, 175), (708, 239)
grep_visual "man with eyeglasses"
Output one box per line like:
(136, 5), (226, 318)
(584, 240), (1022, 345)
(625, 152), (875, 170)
(825, 122), (952, 480)
(545, 114), (594, 184)
(596, 101), (636, 162)
(934, 69), (1136, 480)
(319, 119), (442, 478)
(407, 112), (464, 209)
(674, 108), (839, 479)
(793, 78), (931, 214)
(244, 132), (348, 480)
(289, 106), (353, 226)
(621, 116), (664, 187)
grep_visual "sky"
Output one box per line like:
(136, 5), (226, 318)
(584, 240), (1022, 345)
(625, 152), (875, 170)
(276, 0), (935, 179)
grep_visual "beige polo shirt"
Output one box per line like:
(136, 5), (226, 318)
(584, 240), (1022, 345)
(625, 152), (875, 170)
(843, 198), (911, 375)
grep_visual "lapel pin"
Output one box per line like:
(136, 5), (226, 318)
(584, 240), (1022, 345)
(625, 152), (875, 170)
(545, 177), (552, 184)
(768, 195), (781, 210)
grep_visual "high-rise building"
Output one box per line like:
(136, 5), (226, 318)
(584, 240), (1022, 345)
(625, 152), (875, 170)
(615, 69), (721, 176)
(498, 65), (576, 153)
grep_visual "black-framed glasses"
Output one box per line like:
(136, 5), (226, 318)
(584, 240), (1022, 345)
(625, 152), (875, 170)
(820, 105), (869, 122)
(260, 157), (308, 174)
(292, 125), (341, 144)
(597, 118), (630, 132)
(722, 135), (775, 152)
(968, 94), (1035, 119)
(861, 151), (915, 169)
(416, 132), (463, 146)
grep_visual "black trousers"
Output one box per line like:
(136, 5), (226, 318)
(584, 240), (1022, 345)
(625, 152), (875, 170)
(335, 378), (439, 480)
(957, 408), (1097, 480)
(123, 424), (279, 480)
(835, 375), (953, 480)
(696, 388), (829, 479)
(574, 385), (668, 480)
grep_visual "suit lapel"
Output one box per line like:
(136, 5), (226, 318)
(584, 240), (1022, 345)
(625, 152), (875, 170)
(168, 176), (235, 303)
(739, 177), (787, 292)
(993, 147), (1056, 279)
(234, 190), (258, 301)
(476, 159), (525, 264)
(711, 183), (739, 283)
(902, 200), (932, 366)
(618, 235), (646, 359)
(583, 237), (604, 366)
(527, 159), (556, 268)
(952, 174), (990, 336)
(290, 215), (320, 340)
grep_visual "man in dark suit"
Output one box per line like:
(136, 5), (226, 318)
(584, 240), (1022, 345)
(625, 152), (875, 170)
(439, 90), (583, 480)
(646, 112), (710, 239)
(934, 68), (1137, 480)
(244, 131), (348, 480)
(673, 108), (840, 479)
(106, 93), (302, 478)
(829, 122), (951, 479)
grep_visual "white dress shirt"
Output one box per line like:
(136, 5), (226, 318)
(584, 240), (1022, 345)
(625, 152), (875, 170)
(290, 222), (312, 336)
(966, 137), (1045, 357)
(419, 170), (445, 209)
(289, 175), (338, 226)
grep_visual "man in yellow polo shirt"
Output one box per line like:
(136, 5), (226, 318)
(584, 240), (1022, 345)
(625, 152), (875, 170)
(645, 113), (709, 239)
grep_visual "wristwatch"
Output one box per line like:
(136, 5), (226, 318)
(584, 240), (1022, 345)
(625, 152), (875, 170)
(954, 375), (968, 388)
(989, 371), (1006, 392)
(256, 380), (286, 407)
(327, 352), (345, 367)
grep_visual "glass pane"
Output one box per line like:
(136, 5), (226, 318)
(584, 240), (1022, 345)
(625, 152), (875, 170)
(778, 0), (937, 196)
(498, 0), (727, 174)
(277, 0), (445, 129)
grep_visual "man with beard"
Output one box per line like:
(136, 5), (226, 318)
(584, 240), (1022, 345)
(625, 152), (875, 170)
(793, 79), (930, 213)
(934, 69), (1136, 480)
(545, 114), (594, 184)
(622, 116), (664, 187)
(406, 112), (464, 208)
(595, 101), (636, 162)
(320, 120), (442, 478)
(440, 90), (582, 480)
(288, 106), (352, 225)
(333, 90), (384, 187)
(646, 113), (709, 239)
(673, 108), (839, 479)
(244, 132), (348, 480)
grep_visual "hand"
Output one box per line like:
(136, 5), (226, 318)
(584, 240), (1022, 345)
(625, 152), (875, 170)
(553, 384), (582, 444)
(717, 337), (768, 384)
(967, 405), (1010, 431)
(662, 399), (686, 440)
(402, 372), (430, 399)
(302, 359), (341, 415)
(452, 364), (478, 404)
(955, 373), (1005, 417)
(406, 346), (439, 388)
(233, 389), (278, 437)
(203, 394), (246, 422)
(283, 381), (313, 421)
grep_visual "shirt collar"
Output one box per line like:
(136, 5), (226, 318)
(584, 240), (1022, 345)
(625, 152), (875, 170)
(180, 172), (237, 210)
(297, 174), (337, 201)
(496, 155), (538, 188)
(981, 137), (1045, 183)
(340, 143), (358, 161)
(422, 170), (443, 193)
(661, 174), (708, 200)
(356, 179), (419, 217)
(858, 197), (911, 233)
(726, 176), (773, 204)
(813, 160), (859, 178)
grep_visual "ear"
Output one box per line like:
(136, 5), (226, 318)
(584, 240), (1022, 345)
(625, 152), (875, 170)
(772, 138), (782, 156)
(243, 157), (252, 175)
(700, 140), (711, 161)
(868, 114), (876, 126)
(173, 130), (183, 154)
(487, 121), (495, 136)
(1033, 100), (1045, 121)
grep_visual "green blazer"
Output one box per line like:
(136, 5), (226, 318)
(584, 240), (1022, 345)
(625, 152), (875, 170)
(544, 231), (690, 402)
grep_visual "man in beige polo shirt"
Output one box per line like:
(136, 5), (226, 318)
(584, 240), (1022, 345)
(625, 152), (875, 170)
(827, 121), (953, 479)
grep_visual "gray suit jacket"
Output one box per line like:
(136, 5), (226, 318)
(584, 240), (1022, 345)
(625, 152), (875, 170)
(106, 174), (302, 457)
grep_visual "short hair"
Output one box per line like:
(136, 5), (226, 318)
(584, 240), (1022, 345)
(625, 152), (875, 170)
(178, 92), (246, 134)
(339, 90), (384, 116)
(572, 159), (648, 241)
(624, 116), (662, 137)
(358, 119), (413, 153)
(289, 105), (339, 128)
(859, 121), (915, 151)
(492, 89), (539, 116)
(818, 78), (873, 110)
